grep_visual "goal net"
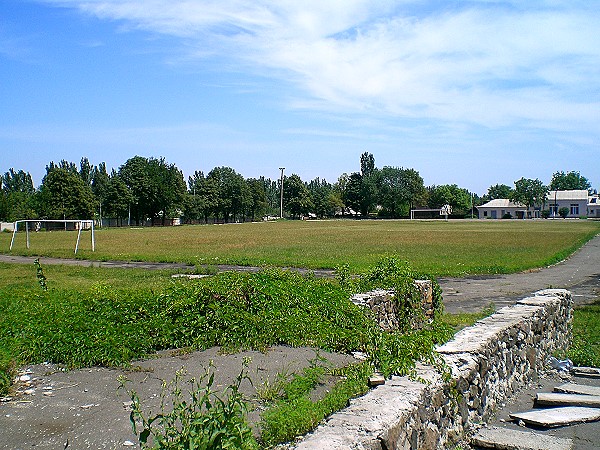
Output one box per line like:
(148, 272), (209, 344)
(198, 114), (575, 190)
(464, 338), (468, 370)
(9, 220), (95, 254)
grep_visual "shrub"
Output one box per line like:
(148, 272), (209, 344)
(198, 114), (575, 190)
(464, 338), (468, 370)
(559, 207), (570, 218)
(502, 212), (513, 219)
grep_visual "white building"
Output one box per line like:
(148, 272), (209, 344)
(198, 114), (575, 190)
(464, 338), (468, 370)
(547, 190), (589, 218)
(477, 199), (528, 219)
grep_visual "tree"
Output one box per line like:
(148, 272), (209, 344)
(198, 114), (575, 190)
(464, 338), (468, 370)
(206, 167), (250, 222)
(1, 169), (37, 221)
(427, 184), (472, 216)
(283, 174), (313, 218)
(103, 174), (133, 225)
(119, 156), (186, 225)
(246, 178), (268, 221)
(377, 167), (426, 218)
(38, 167), (95, 219)
(486, 184), (513, 200)
(91, 162), (110, 225)
(550, 171), (592, 193)
(511, 177), (548, 217)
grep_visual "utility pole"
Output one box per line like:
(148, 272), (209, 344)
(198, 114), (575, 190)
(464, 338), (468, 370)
(279, 167), (285, 219)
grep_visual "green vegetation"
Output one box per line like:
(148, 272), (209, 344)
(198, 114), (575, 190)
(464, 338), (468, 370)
(125, 363), (259, 450)
(3, 220), (599, 276)
(567, 300), (600, 367)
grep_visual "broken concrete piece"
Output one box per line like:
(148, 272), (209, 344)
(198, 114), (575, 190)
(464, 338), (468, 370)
(536, 392), (600, 408)
(510, 406), (600, 428)
(572, 366), (600, 378)
(471, 426), (573, 450)
(368, 374), (385, 386)
(554, 383), (600, 397)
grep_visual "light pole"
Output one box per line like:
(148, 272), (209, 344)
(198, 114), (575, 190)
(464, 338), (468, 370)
(279, 167), (285, 219)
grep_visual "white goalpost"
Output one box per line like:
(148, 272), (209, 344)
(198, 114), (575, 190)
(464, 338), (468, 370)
(410, 204), (452, 221)
(9, 220), (95, 254)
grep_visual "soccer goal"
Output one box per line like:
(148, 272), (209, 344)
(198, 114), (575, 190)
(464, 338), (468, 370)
(9, 220), (95, 254)
(410, 204), (452, 221)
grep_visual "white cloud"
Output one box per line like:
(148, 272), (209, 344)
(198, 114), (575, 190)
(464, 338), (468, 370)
(41, 1), (600, 129)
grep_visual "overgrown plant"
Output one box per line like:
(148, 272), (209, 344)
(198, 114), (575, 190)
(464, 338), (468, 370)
(34, 258), (48, 291)
(124, 361), (258, 450)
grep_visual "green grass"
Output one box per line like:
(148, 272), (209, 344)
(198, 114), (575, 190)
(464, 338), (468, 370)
(567, 300), (600, 367)
(3, 220), (599, 276)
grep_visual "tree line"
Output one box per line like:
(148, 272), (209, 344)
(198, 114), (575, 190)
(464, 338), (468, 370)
(0, 153), (594, 225)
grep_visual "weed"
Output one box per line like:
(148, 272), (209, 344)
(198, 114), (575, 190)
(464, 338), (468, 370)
(34, 258), (48, 291)
(124, 361), (258, 449)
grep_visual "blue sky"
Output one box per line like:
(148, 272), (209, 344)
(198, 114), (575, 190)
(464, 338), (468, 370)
(1, 0), (599, 194)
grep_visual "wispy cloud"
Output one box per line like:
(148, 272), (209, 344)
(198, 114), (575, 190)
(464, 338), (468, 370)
(40, 1), (600, 129)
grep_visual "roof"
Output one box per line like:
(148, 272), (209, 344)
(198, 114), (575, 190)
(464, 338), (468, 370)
(479, 199), (525, 208)
(547, 190), (589, 201)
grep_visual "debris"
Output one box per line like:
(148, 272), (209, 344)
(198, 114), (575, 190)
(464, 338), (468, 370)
(554, 383), (600, 397)
(368, 374), (385, 387)
(19, 375), (31, 382)
(510, 406), (600, 428)
(572, 366), (600, 378)
(547, 357), (573, 373)
(471, 426), (573, 450)
(122, 441), (135, 447)
(79, 403), (98, 410)
(23, 389), (35, 395)
(535, 392), (600, 408)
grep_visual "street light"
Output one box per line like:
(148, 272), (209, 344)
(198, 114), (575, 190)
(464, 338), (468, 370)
(279, 167), (285, 219)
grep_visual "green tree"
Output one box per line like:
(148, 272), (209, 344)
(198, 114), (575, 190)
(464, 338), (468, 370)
(377, 167), (426, 218)
(427, 184), (472, 216)
(1, 169), (37, 221)
(103, 174), (133, 225)
(246, 178), (268, 221)
(511, 177), (548, 217)
(206, 167), (250, 222)
(283, 174), (313, 218)
(91, 162), (110, 225)
(549, 171), (592, 192)
(38, 167), (96, 219)
(486, 183), (513, 200)
(119, 156), (186, 225)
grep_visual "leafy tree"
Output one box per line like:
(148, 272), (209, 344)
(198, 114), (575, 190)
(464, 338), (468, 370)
(511, 177), (548, 215)
(38, 167), (95, 219)
(360, 152), (376, 177)
(206, 167), (250, 222)
(119, 156), (186, 225)
(283, 174), (313, 218)
(550, 171), (592, 193)
(377, 167), (426, 218)
(246, 178), (268, 221)
(1, 169), (37, 221)
(91, 162), (110, 224)
(486, 184), (513, 200)
(427, 184), (472, 216)
(103, 174), (133, 225)
(307, 178), (337, 218)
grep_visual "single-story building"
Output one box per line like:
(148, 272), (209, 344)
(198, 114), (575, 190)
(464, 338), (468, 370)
(587, 195), (600, 218)
(477, 199), (529, 219)
(546, 190), (589, 218)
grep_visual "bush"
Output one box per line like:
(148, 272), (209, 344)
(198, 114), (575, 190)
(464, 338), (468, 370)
(541, 210), (551, 219)
(559, 207), (570, 218)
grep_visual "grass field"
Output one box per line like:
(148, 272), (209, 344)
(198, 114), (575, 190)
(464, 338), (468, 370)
(2, 219), (600, 276)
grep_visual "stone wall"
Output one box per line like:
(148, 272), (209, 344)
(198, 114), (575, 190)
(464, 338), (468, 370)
(350, 280), (435, 331)
(295, 289), (572, 450)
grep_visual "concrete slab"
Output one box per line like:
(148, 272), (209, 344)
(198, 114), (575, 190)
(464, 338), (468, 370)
(554, 383), (600, 397)
(472, 426), (573, 450)
(510, 406), (600, 428)
(536, 392), (600, 407)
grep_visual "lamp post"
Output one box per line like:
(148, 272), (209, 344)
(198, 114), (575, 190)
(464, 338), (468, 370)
(279, 167), (285, 219)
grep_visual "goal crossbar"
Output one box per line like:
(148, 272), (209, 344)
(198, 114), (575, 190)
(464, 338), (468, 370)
(10, 220), (95, 254)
